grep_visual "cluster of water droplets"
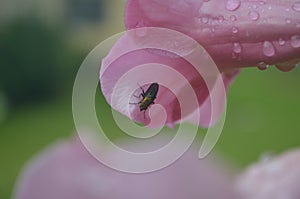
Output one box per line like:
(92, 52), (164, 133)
(256, 34), (300, 71)
(256, 60), (299, 72)
(135, 0), (300, 73)
(223, 0), (300, 71)
(196, 15), (226, 27)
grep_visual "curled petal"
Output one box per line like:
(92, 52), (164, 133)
(100, 28), (226, 127)
(184, 70), (239, 127)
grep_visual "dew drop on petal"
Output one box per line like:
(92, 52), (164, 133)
(233, 42), (242, 53)
(231, 52), (238, 59)
(226, 0), (241, 11)
(230, 15), (237, 21)
(286, 19), (292, 24)
(203, 0), (210, 2)
(278, 38), (286, 46)
(135, 28), (148, 37)
(291, 35), (300, 48)
(257, 62), (269, 70)
(259, 1), (265, 5)
(218, 16), (225, 23)
(252, 4), (258, 9)
(201, 16), (209, 24)
(262, 41), (275, 57)
(203, 27), (210, 32)
(232, 27), (239, 34)
(248, 11), (260, 21)
(135, 21), (147, 37)
(275, 63), (296, 72)
(260, 152), (276, 163)
(292, 2), (300, 12)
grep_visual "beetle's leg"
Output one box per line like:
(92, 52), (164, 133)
(133, 94), (140, 98)
(129, 100), (141, 105)
(140, 88), (145, 96)
(143, 110), (146, 119)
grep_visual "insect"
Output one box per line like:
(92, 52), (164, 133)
(130, 83), (159, 118)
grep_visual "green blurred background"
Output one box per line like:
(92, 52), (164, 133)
(0, 0), (299, 198)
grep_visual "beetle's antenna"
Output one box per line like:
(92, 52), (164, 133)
(137, 82), (145, 94)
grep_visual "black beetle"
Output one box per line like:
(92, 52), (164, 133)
(130, 83), (159, 118)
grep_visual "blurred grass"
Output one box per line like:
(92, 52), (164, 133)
(219, 66), (300, 166)
(0, 66), (300, 198)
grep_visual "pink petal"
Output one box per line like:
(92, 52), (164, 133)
(235, 149), (300, 199)
(125, 0), (300, 70)
(13, 136), (237, 199)
(100, 29), (226, 127)
(184, 70), (239, 127)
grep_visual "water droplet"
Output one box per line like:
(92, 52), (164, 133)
(268, 6), (272, 10)
(226, 0), (241, 11)
(233, 42), (242, 53)
(230, 15), (237, 21)
(260, 152), (275, 163)
(203, 0), (210, 2)
(286, 19), (292, 24)
(278, 38), (286, 46)
(231, 52), (238, 59)
(232, 27), (239, 34)
(248, 11), (260, 21)
(275, 63), (296, 72)
(135, 27), (147, 37)
(257, 62), (269, 70)
(262, 41), (276, 57)
(252, 4), (258, 9)
(202, 28), (210, 33)
(135, 21), (147, 37)
(291, 35), (300, 48)
(245, 31), (250, 37)
(218, 16), (225, 23)
(259, 1), (265, 5)
(292, 2), (300, 12)
(285, 8), (290, 12)
(201, 16), (209, 24)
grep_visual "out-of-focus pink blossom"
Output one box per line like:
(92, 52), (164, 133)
(13, 137), (236, 199)
(235, 149), (300, 199)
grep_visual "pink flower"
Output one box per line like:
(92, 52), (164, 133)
(235, 149), (300, 199)
(100, 0), (300, 127)
(13, 137), (236, 199)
